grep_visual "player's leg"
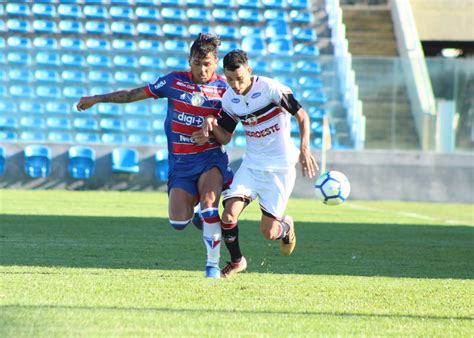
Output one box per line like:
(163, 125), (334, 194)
(197, 167), (224, 278)
(258, 167), (297, 256)
(220, 197), (249, 278)
(168, 187), (197, 230)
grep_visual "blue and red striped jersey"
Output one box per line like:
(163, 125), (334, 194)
(146, 71), (229, 174)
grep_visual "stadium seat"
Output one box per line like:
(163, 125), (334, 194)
(83, 5), (109, 19)
(33, 37), (58, 50)
(307, 106), (326, 119)
(37, 86), (61, 99)
(266, 20), (291, 39)
(271, 60), (295, 74)
(68, 146), (96, 179)
(109, 6), (135, 20)
(19, 102), (44, 115)
(7, 36), (31, 49)
(8, 52), (32, 65)
(20, 117), (45, 130)
(154, 134), (167, 146)
(215, 25), (239, 40)
(241, 26), (265, 38)
(24, 145), (51, 178)
(237, 0), (261, 8)
(160, 0), (183, 5)
(298, 76), (323, 89)
(112, 148), (139, 173)
(20, 132), (46, 142)
(74, 118), (99, 131)
(136, 0), (160, 3)
(62, 54), (86, 67)
(0, 146), (5, 176)
(102, 133), (127, 144)
(162, 24), (188, 38)
(136, 23), (161, 36)
(166, 56), (188, 70)
(58, 20), (83, 34)
(151, 101), (167, 116)
(163, 40), (189, 54)
(161, 7), (185, 21)
(141, 72), (158, 83)
(48, 132), (73, 143)
(187, 8), (212, 21)
(90, 87), (110, 96)
(0, 117), (18, 129)
(294, 44), (320, 57)
(128, 134), (153, 145)
(301, 90), (327, 104)
(10, 85), (34, 98)
(139, 56), (165, 70)
(264, 9), (289, 21)
(241, 37), (266, 56)
(275, 75), (296, 88)
(248, 60), (268, 73)
(113, 55), (138, 68)
(212, 9), (237, 22)
(47, 117), (71, 130)
(63, 87), (87, 99)
(33, 20), (57, 34)
(189, 24), (211, 37)
(60, 37), (85, 50)
(0, 101), (16, 114)
(262, 0), (285, 8)
(6, 3), (30, 16)
(238, 9), (262, 22)
(124, 103), (150, 117)
(187, 0), (209, 6)
(290, 10), (313, 24)
(296, 60), (322, 74)
(135, 7), (160, 20)
(138, 40), (163, 52)
(6, 19), (31, 33)
(88, 70), (112, 84)
(34, 69), (60, 83)
(57, 4), (82, 18)
(85, 21), (110, 34)
(292, 27), (317, 42)
(0, 131), (17, 142)
(126, 118), (151, 132)
(97, 104), (122, 116)
(110, 22), (136, 36)
(32, 3), (56, 17)
(288, 0), (310, 9)
(9, 69), (34, 83)
(114, 71), (140, 84)
(112, 39), (137, 52)
(155, 149), (169, 181)
(87, 54), (112, 68)
(62, 70), (86, 83)
(35, 53), (60, 67)
(75, 132), (100, 143)
(100, 118), (124, 132)
(152, 120), (164, 132)
(268, 38), (293, 56)
(220, 41), (240, 54)
(86, 38), (110, 51)
(111, 0), (135, 4)
(212, 0), (235, 7)
(45, 102), (70, 115)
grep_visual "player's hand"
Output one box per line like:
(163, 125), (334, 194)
(202, 115), (218, 137)
(191, 129), (209, 145)
(76, 96), (99, 111)
(300, 148), (318, 178)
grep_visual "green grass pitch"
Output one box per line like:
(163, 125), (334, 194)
(1, 189), (473, 336)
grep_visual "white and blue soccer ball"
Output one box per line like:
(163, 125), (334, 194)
(315, 171), (351, 205)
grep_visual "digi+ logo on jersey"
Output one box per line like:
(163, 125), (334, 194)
(176, 112), (204, 126)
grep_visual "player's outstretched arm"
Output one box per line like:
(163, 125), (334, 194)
(192, 115), (233, 145)
(76, 86), (149, 111)
(294, 108), (318, 178)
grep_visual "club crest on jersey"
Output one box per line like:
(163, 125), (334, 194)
(191, 93), (205, 106)
(245, 114), (258, 126)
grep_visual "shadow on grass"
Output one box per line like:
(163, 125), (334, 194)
(0, 214), (473, 280)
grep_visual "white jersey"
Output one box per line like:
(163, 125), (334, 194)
(220, 76), (301, 170)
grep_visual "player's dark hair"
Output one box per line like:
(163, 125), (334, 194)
(189, 33), (221, 59)
(223, 50), (248, 71)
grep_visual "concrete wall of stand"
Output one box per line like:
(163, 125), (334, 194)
(0, 142), (473, 204)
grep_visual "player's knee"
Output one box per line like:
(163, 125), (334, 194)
(221, 213), (238, 229)
(169, 219), (191, 231)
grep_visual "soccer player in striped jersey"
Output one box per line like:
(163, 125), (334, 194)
(76, 34), (233, 278)
(193, 49), (318, 278)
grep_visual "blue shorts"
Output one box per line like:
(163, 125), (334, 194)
(168, 153), (233, 197)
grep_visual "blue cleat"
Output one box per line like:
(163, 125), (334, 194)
(192, 212), (203, 230)
(205, 265), (220, 278)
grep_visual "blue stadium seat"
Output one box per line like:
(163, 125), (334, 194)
(58, 20), (83, 34)
(35, 69), (60, 83)
(135, 7), (160, 20)
(8, 52), (32, 65)
(288, 0), (309, 9)
(136, 23), (161, 36)
(85, 21), (110, 34)
(102, 133), (127, 144)
(10, 85), (34, 98)
(0, 70), (5, 82)
(163, 40), (189, 54)
(154, 134), (167, 146)
(139, 56), (165, 70)
(6, 3), (30, 16)
(262, 0), (285, 8)
(188, 25), (211, 38)
(111, 0), (135, 4)
(88, 70), (113, 84)
(68, 146), (96, 179)
(109, 6), (135, 20)
(112, 148), (140, 173)
(0, 53), (5, 65)
(86, 38), (110, 51)
(60, 37), (85, 50)
(128, 134), (153, 145)
(62, 70), (86, 83)
(83, 5), (109, 19)
(57, 4), (82, 18)
(268, 38), (293, 56)
(296, 60), (321, 74)
(141, 72), (158, 83)
(187, 8), (212, 21)
(0, 20), (4, 34)
(220, 41), (240, 54)
(240, 26), (264, 38)
(45, 102), (70, 115)
(307, 107), (326, 119)
(32, 3), (56, 17)
(238, 9), (262, 22)
(35, 52), (61, 66)
(290, 10), (313, 24)
(266, 20), (291, 39)
(6, 19), (31, 33)
(113, 55), (138, 68)
(215, 25), (239, 39)
(242, 37), (266, 56)
(233, 135), (246, 147)
(248, 60), (268, 73)
(87, 54), (112, 67)
(9, 69), (34, 83)
(264, 9), (289, 21)
(75, 132), (100, 143)
(90, 87), (110, 96)
(47, 117), (71, 130)
(100, 118), (124, 132)
(111, 22), (136, 35)
(151, 100), (168, 116)
(0, 131), (17, 142)
(136, 0), (160, 3)
(114, 71), (140, 84)
(275, 75), (296, 88)
(24, 145), (51, 178)
(302, 90), (327, 104)
(33, 37), (58, 50)
(187, 0), (209, 6)
(298, 76), (323, 89)
(126, 118), (151, 132)
(212, 0), (236, 7)
(237, 0), (261, 8)
(124, 103), (150, 117)
(20, 132), (46, 142)
(74, 118), (99, 131)
(32, 20), (57, 34)
(161, 7), (185, 21)
(20, 117), (45, 130)
(138, 40), (163, 52)
(166, 56), (188, 70)
(212, 9), (237, 22)
(63, 87), (87, 99)
(37, 85), (61, 99)
(97, 104), (122, 116)
(0, 101), (16, 114)
(7, 36), (31, 49)
(0, 116), (18, 129)
(48, 132), (73, 143)
(271, 60), (295, 73)
(0, 146), (5, 176)
(293, 27), (317, 42)
(112, 39), (136, 52)
(155, 149), (169, 181)
(19, 102), (44, 115)
(294, 44), (320, 57)
(161, 0), (183, 6)
(162, 24), (188, 38)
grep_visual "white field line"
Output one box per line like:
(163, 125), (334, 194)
(348, 203), (446, 223)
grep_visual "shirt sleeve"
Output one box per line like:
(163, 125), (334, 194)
(146, 73), (172, 99)
(268, 78), (302, 116)
(217, 108), (238, 133)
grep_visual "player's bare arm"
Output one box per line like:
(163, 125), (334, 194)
(76, 86), (149, 111)
(295, 108), (318, 178)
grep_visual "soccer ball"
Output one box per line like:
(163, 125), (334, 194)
(315, 171), (351, 205)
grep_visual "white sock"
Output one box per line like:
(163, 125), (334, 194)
(203, 221), (221, 267)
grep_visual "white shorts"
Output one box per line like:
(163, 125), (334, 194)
(222, 165), (296, 219)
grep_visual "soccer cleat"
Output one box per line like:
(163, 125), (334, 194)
(192, 212), (203, 230)
(280, 216), (296, 256)
(205, 265), (220, 278)
(220, 256), (247, 278)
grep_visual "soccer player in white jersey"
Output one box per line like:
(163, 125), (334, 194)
(193, 50), (318, 278)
